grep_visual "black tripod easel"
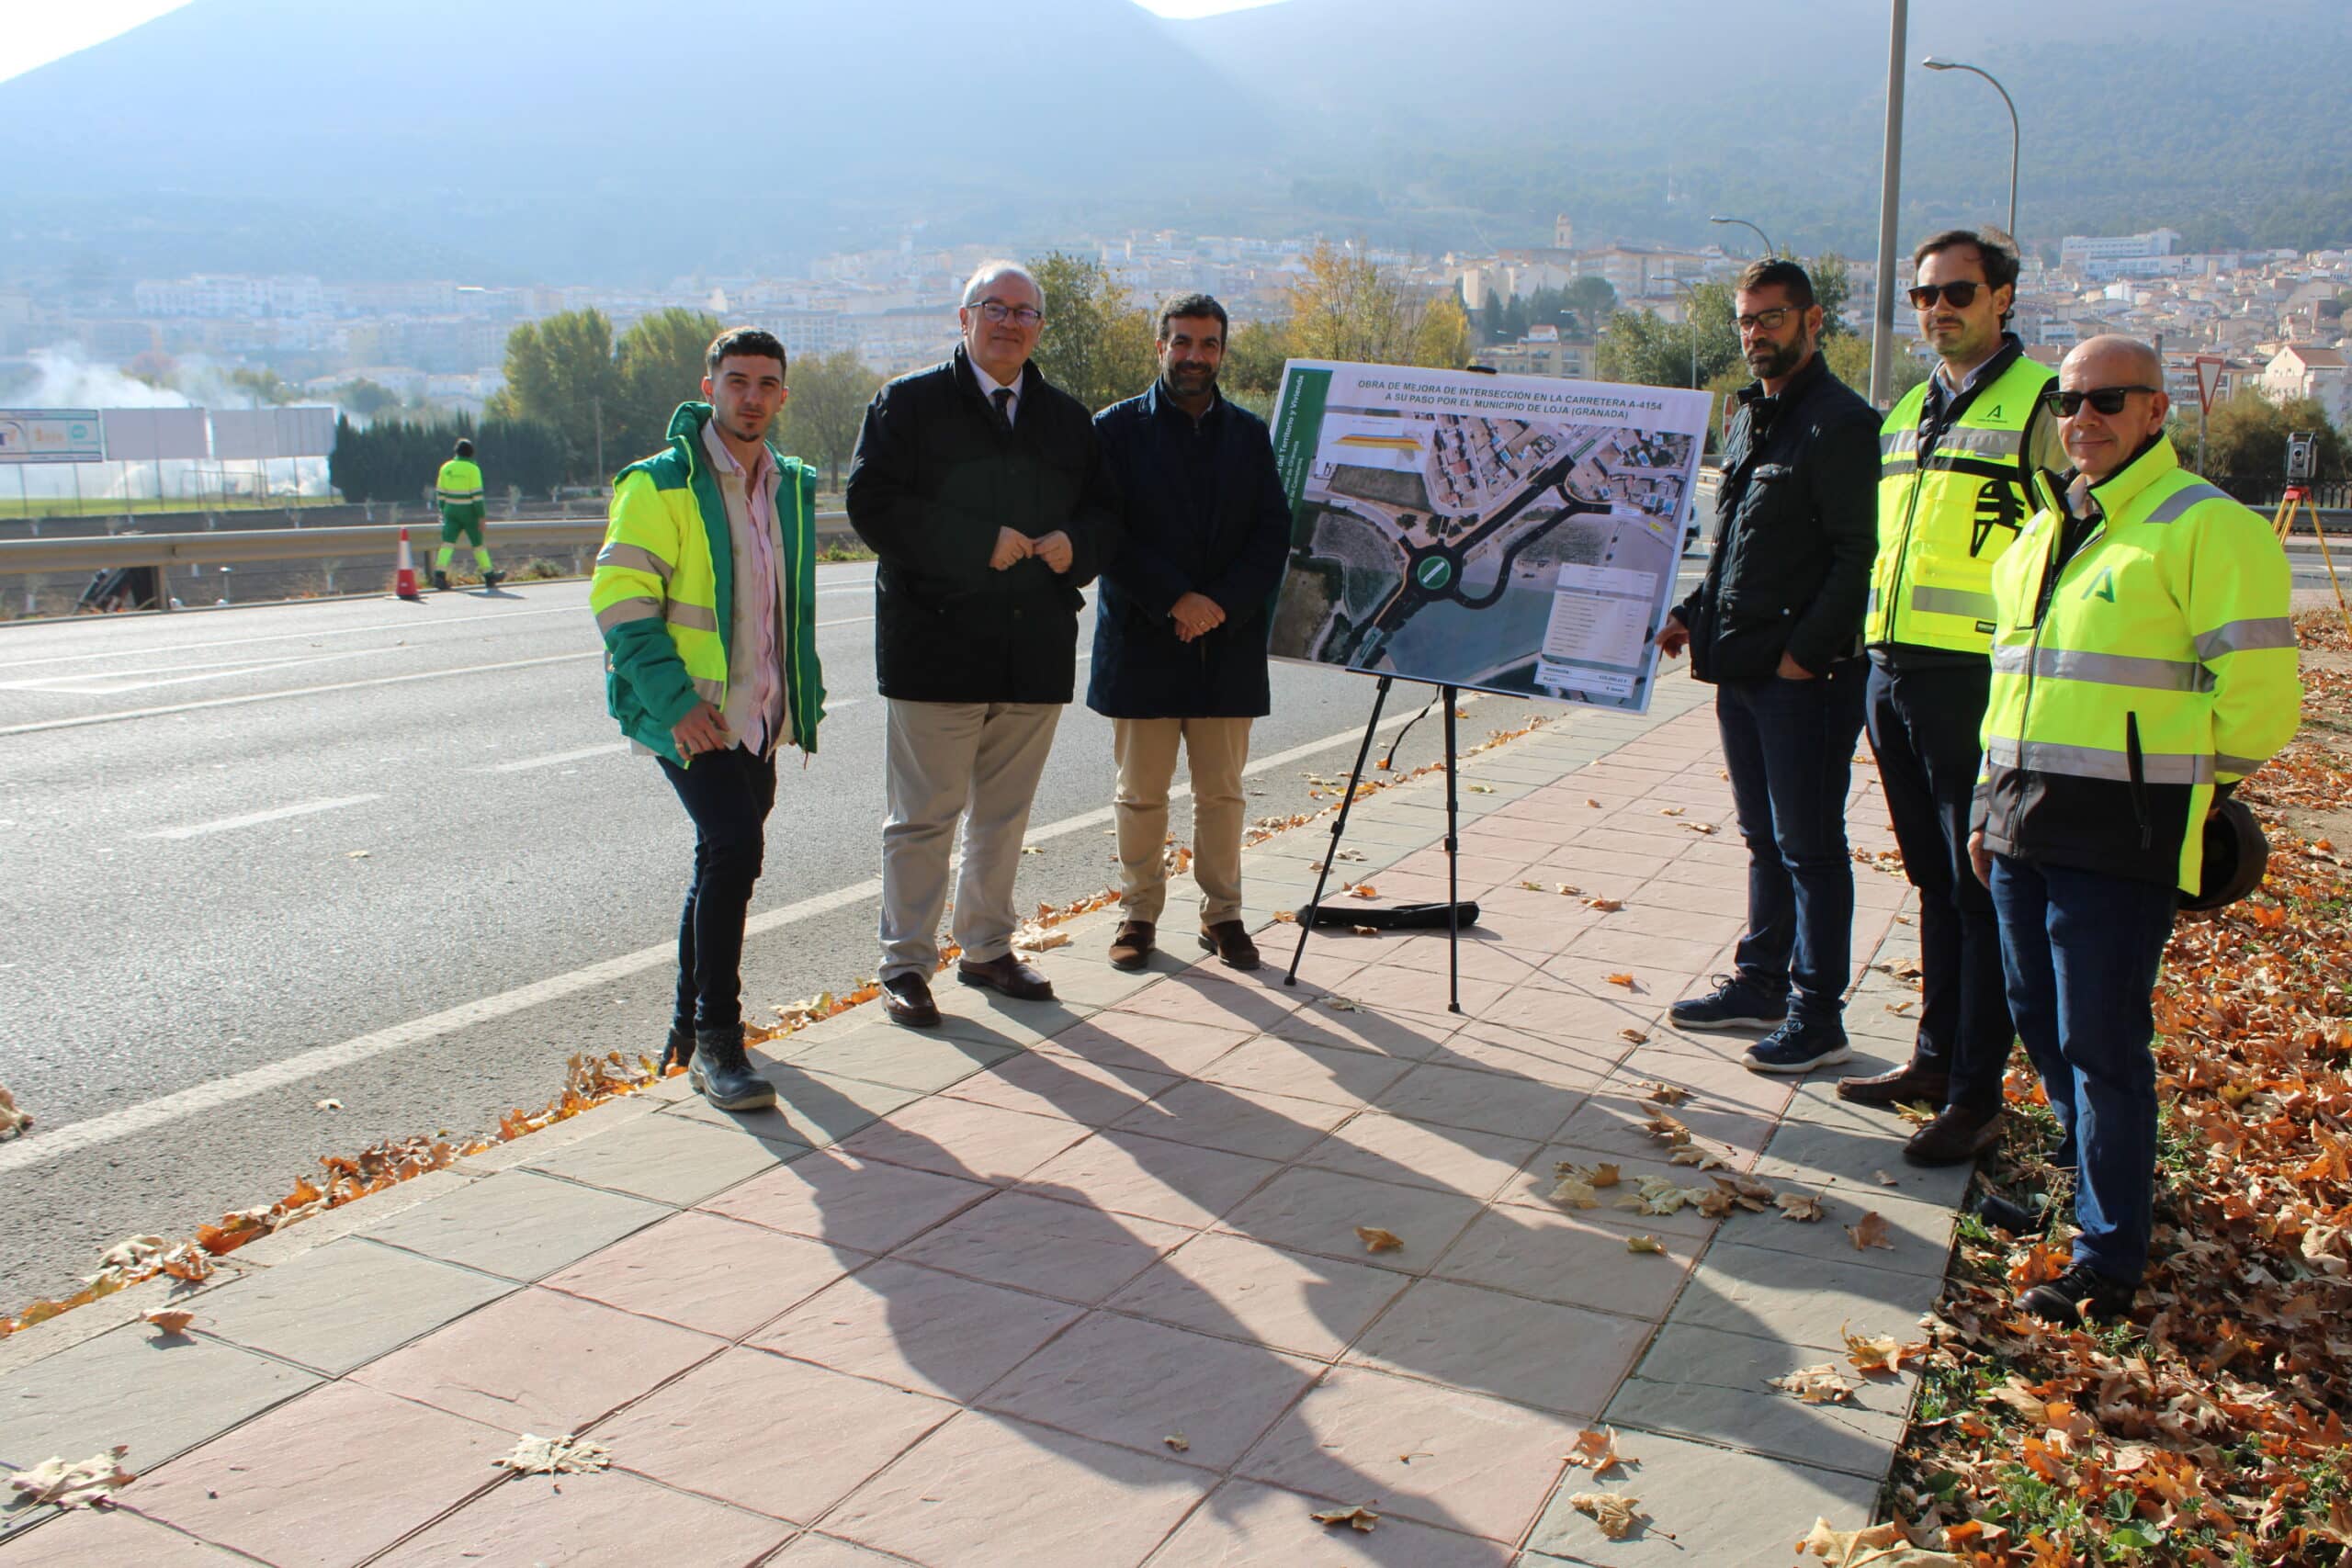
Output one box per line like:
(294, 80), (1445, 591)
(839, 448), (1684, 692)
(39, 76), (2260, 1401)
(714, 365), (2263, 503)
(1283, 676), (1469, 1013)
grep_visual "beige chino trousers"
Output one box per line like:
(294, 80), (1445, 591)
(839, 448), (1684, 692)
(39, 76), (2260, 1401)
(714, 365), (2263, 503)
(1113, 716), (1253, 928)
(880, 698), (1062, 981)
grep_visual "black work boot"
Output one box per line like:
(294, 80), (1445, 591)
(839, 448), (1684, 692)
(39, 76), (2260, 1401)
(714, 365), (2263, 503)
(689, 1027), (776, 1111)
(661, 1026), (695, 1074)
(432, 570), (450, 592)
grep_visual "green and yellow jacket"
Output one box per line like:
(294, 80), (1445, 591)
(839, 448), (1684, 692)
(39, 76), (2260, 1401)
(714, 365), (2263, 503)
(1973, 435), (2298, 892)
(589, 403), (824, 765)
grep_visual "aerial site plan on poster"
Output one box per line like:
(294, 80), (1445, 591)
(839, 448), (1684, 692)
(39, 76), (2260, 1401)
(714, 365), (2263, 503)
(1265, 361), (1713, 712)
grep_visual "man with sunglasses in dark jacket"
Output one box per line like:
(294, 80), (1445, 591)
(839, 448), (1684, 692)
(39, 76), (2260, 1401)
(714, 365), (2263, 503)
(1656, 258), (1878, 1075)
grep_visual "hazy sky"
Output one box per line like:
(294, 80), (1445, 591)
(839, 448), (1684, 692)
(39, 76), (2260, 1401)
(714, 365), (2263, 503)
(0, 0), (1285, 84)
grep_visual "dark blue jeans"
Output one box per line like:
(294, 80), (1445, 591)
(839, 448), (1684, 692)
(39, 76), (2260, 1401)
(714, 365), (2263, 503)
(1865, 659), (2013, 1113)
(659, 745), (778, 1038)
(1715, 660), (1868, 1030)
(1989, 854), (2177, 1281)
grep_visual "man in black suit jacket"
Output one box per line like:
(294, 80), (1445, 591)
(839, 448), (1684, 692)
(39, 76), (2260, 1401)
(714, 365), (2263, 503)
(1089, 293), (1293, 973)
(846, 261), (1120, 1026)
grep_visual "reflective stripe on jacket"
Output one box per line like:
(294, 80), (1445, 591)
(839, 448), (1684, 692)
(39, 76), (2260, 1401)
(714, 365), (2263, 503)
(1868, 351), (2053, 651)
(589, 402), (825, 765)
(1975, 436), (2298, 892)
(435, 458), (484, 505)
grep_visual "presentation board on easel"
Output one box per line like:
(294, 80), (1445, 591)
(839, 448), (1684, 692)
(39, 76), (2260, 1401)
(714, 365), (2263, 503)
(1264, 362), (1713, 714)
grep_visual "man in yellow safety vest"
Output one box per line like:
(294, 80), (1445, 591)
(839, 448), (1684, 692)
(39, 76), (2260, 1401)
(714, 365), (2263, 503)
(433, 438), (502, 591)
(1968, 334), (2299, 1325)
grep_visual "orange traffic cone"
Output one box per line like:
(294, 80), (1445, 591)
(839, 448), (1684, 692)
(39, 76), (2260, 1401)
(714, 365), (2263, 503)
(394, 527), (422, 601)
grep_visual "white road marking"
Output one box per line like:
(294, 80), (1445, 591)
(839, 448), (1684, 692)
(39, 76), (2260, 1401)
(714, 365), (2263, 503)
(0, 651), (602, 739)
(0, 649), (399, 696)
(483, 741), (631, 773)
(0, 604), (586, 672)
(0, 699), (1473, 1171)
(141, 793), (384, 840)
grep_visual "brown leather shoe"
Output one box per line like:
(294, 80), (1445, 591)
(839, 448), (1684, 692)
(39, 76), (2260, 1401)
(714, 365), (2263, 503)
(956, 953), (1055, 1001)
(1108, 919), (1156, 971)
(1836, 1060), (1950, 1110)
(881, 973), (940, 1029)
(1903, 1105), (2004, 1167)
(1198, 920), (1261, 971)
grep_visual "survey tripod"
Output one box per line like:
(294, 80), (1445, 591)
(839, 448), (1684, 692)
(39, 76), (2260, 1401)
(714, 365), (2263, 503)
(2271, 486), (2352, 642)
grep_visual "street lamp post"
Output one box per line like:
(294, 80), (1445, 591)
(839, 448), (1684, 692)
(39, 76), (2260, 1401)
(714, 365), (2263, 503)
(1923, 56), (2019, 241)
(1869, 0), (1909, 407)
(1708, 215), (1779, 259)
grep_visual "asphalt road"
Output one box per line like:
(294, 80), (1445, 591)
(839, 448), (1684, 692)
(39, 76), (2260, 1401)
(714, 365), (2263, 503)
(0, 569), (1642, 1305)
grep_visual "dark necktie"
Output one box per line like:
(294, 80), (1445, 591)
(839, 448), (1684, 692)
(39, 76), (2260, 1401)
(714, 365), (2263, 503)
(990, 387), (1013, 433)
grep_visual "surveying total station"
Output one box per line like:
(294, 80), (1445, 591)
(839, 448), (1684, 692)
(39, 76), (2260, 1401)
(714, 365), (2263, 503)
(2273, 429), (2350, 638)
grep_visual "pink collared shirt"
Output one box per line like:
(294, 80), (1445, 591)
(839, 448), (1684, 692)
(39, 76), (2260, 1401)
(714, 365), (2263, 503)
(700, 418), (788, 754)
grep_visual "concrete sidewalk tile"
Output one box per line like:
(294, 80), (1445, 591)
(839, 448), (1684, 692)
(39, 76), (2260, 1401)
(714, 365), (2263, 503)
(659, 1065), (924, 1147)
(1112, 972), (1308, 1034)
(1379, 931), (1558, 988)
(699, 1148), (992, 1254)
(1432, 1207), (1693, 1320)
(895, 1190), (1191, 1305)
(1039, 1013), (1256, 1077)
(1109, 1080), (1351, 1163)
(0, 1507), (244, 1565)
(1148, 1478), (1515, 1566)
(1522, 1427), (1878, 1565)
(1716, 1187), (1957, 1281)
(1194, 1034), (1411, 1107)
(1105, 1231), (1408, 1359)
(1542, 955), (1697, 1009)
(1265, 996), (1464, 1062)
(1550, 1091), (1774, 1165)
(1343, 1278), (1649, 1421)
(1524, 845), (1672, 885)
(523, 1109), (807, 1206)
(978, 1310), (1317, 1470)
(358, 1169), (671, 1283)
(1296, 1111), (1538, 1201)
(351, 1286), (719, 1435)
(1374, 1062), (1587, 1143)
(1464, 986), (1647, 1049)
(1237, 1364), (1581, 1541)
(595, 1346), (955, 1524)
(769, 1538), (911, 1566)
(1441, 1019), (1632, 1088)
(1218, 1166), (1485, 1276)
(751, 1259), (1081, 1400)
(1036, 959), (1164, 1010)
(836, 1095), (1091, 1184)
(825, 1409), (1208, 1568)
(1629, 876), (1750, 919)
(0, 1325), (320, 1476)
(193, 1236), (514, 1375)
(943, 1048), (1182, 1126)
(126, 1381), (508, 1568)
(1339, 963), (1513, 1021)
(540, 1210), (857, 1338)
(1669, 1239), (1944, 1354)
(779, 1021), (1016, 1094)
(374, 1466), (789, 1567)
(1498, 1148), (1730, 1244)
(1604, 1322), (1912, 1479)
(1016, 1130), (1283, 1229)
(928, 987), (1098, 1050)
(1565, 927), (1724, 980)
(1753, 1116), (1976, 1213)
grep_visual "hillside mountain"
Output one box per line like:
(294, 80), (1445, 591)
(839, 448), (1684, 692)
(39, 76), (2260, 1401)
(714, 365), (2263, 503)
(3, 0), (2346, 286)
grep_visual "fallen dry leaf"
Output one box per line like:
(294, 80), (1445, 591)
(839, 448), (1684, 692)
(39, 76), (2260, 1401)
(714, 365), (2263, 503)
(1846, 1212), (1895, 1250)
(1797, 1517), (1965, 1565)
(1520, 879), (1544, 891)
(1568, 1491), (1649, 1540)
(1625, 1235), (1668, 1255)
(1604, 971), (1638, 989)
(0, 1084), (31, 1142)
(1776, 1191), (1826, 1222)
(1010, 922), (1072, 953)
(1668, 1146), (1729, 1169)
(1643, 1081), (1690, 1105)
(1586, 796), (1601, 807)
(1351, 925), (1379, 937)
(1162, 1434), (1189, 1452)
(1325, 997), (1360, 1012)
(1872, 1169), (1900, 1187)
(1346, 883), (1379, 898)
(1658, 806), (1685, 817)
(1555, 882), (1582, 896)
(1841, 1323), (1928, 1375)
(1312, 1504), (1380, 1532)
(1020, 845), (1042, 855)
(1564, 1426), (1636, 1475)
(345, 849), (370, 859)
(1355, 1225), (1404, 1254)
(1682, 820), (1718, 835)
(1550, 1175), (1600, 1208)
(493, 1433), (611, 1476)
(1883, 999), (1914, 1015)
(1586, 897), (1626, 913)
(1892, 1102), (1936, 1126)
(1272, 909), (1297, 922)
(316, 1098), (343, 1111)
(6, 1447), (134, 1509)
(1619, 1027), (1648, 1043)
(142, 1307), (195, 1336)
(1770, 1363), (1859, 1404)
(1466, 783), (1496, 794)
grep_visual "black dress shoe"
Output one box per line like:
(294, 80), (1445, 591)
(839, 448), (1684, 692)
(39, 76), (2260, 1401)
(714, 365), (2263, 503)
(1903, 1104), (2004, 1167)
(689, 1028), (776, 1111)
(882, 973), (941, 1029)
(956, 953), (1055, 1001)
(1836, 1060), (1951, 1109)
(1198, 920), (1261, 971)
(2018, 1261), (2137, 1327)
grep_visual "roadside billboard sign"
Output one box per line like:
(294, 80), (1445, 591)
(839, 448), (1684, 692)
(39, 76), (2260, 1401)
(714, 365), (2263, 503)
(0, 409), (105, 464)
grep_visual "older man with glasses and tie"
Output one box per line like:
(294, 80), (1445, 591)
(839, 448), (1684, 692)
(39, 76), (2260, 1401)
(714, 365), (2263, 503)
(846, 260), (1121, 1028)
(1969, 334), (2298, 1325)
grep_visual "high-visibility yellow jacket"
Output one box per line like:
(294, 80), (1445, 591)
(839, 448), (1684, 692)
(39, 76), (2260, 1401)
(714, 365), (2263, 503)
(435, 458), (484, 505)
(590, 402), (825, 766)
(1974, 436), (2298, 892)
(1869, 348), (2055, 651)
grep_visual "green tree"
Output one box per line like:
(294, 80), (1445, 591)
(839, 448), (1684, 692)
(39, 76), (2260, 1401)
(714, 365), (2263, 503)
(1594, 282), (1740, 391)
(335, 378), (402, 421)
(489, 309), (620, 482)
(1222, 319), (1291, 403)
(227, 367), (300, 405)
(1284, 242), (1466, 369)
(613, 307), (724, 463)
(782, 348), (885, 491)
(1412, 294), (1474, 370)
(1823, 333), (1928, 405)
(2199, 389), (2346, 483)
(1806, 254), (1853, 339)
(1024, 252), (1157, 413)
(1564, 275), (1617, 325)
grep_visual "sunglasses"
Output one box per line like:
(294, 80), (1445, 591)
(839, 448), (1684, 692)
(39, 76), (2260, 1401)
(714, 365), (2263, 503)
(2048, 385), (2161, 417)
(1906, 281), (1990, 310)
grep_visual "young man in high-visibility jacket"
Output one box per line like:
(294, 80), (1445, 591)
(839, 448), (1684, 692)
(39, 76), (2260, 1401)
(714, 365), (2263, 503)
(1968, 334), (2298, 1325)
(433, 438), (502, 591)
(1838, 230), (2058, 1167)
(590, 327), (826, 1111)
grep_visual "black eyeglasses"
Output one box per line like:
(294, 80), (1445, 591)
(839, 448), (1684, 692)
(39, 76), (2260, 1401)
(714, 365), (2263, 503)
(2048, 385), (2161, 417)
(970, 300), (1043, 327)
(1734, 305), (1798, 333)
(1906, 281), (1987, 310)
